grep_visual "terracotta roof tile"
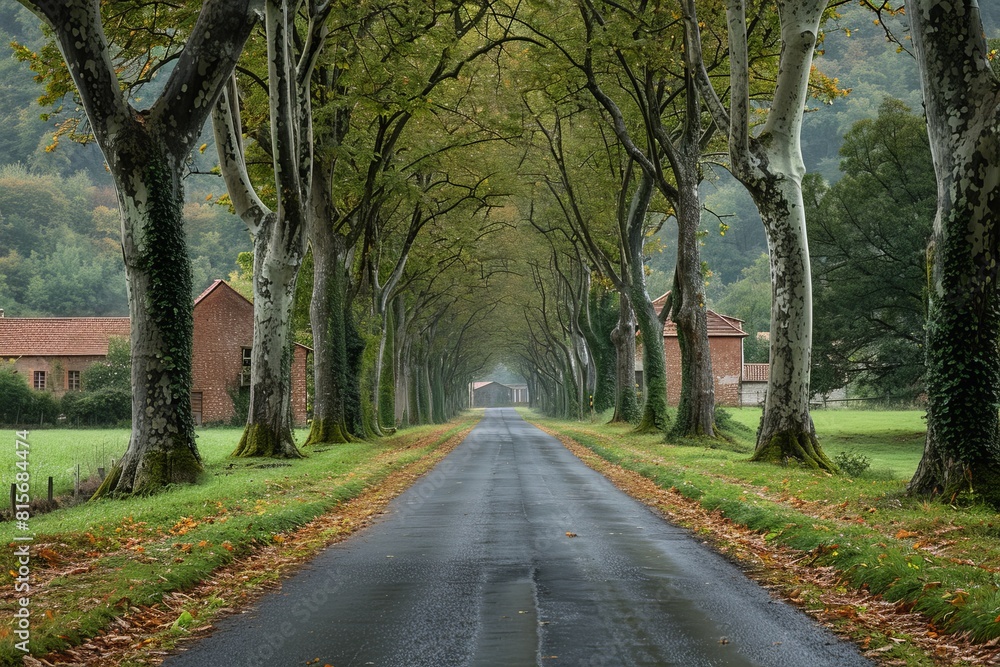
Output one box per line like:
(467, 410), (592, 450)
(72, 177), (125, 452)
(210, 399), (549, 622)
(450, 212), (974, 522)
(652, 292), (748, 337)
(0, 317), (130, 356)
(742, 363), (769, 382)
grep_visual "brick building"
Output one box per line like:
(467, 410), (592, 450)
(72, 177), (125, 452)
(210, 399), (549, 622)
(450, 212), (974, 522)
(0, 280), (310, 425)
(638, 293), (748, 407)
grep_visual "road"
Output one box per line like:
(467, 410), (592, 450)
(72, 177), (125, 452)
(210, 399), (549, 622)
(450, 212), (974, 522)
(164, 408), (872, 667)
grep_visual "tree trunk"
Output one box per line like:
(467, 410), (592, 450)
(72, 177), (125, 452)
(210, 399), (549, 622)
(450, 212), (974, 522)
(97, 149), (201, 495)
(344, 312), (366, 436)
(376, 305), (396, 431)
(906, 0), (1000, 504)
(26, 0), (261, 497)
(625, 174), (670, 433)
(670, 153), (716, 438)
(418, 354), (432, 424)
(587, 290), (617, 414)
(705, 0), (834, 470)
(749, 176), (834, 469)
(395, 319), (411, 427)
(431, 357), (446, 423)
(232, 224), (303, 457)
(611, 293), (640, 423)
(304, 220), (352, 445)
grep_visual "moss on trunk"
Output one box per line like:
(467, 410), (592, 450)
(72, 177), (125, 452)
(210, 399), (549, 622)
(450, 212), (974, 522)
(750, 430), (837, 473)
(92, 442), (202, 499)
(304, 417), (352, 445)
(232, 422), (303, 458)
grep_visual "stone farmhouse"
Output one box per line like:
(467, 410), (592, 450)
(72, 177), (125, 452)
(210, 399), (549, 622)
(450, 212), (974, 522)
(0, 280), (309, 426)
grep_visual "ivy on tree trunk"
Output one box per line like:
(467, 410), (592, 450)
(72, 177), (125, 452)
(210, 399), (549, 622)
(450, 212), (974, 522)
(19, 0), (262, 496)
(906, 0), (1000, 505)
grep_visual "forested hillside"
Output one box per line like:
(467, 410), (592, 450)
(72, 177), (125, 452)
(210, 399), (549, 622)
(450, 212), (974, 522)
(0, 3), (250, 317)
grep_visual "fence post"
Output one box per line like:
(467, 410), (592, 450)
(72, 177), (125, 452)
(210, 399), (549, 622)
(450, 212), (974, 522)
(48, 476), (53, 502)
(9, 483), (15, 513)
(74, 464), (80, 497)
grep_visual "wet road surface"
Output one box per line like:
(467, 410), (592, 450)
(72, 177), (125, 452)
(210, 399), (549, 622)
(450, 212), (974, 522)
(164, 408), (872, 667)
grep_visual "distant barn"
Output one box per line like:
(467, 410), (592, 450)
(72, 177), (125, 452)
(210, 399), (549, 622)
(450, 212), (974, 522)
(470, 381), (529, 408)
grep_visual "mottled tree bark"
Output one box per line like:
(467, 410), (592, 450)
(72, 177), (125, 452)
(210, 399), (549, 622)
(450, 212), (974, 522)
(213, 0), (328, 458)
(20, 0), (262, 495)
(667, 52), (715, 438)
(689, 0), (834, 469)
(906, 0), (1000, 503)
(670, 170), (716, 437)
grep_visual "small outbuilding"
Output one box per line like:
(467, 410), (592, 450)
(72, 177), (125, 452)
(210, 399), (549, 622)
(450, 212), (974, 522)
(469, 381), (529, 407)
(0, 280), (310, 425)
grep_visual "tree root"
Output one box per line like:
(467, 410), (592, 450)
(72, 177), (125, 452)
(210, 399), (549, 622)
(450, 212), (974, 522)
(751, 430), (838, 473)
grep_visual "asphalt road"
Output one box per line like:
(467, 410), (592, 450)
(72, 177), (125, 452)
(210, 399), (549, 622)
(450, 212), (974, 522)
(164, 408), (872, 667)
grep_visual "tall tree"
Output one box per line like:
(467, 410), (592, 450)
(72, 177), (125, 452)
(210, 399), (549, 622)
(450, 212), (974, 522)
(686, 0), (837, 470)
(808, 99), (935, 400)
(16, 0), (262, 495)
(213, 0), (331, 458)
(902, 0), (1000, 503)
(305, 0), (520, 444)
(522, 0), (724, 436)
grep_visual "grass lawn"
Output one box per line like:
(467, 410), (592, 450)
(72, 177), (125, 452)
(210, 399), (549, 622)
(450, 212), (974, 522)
(0, 417), (479, 663)
(725, 408), (927, 479)
(1, 428), (309, 499)
(525, 407), (1000, 666)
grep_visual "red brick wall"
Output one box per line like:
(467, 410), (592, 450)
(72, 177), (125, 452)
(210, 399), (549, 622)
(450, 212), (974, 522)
(711, 337), (743, 407)
(662, 335), (743, 407)
(191, 285), (253, 424)
(12, 355), (106, 395)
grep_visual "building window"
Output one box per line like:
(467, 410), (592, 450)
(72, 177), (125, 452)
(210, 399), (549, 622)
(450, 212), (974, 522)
(241, 347), (252, 386)
(67, 370), (81, 391)
(33, 370), (46, 390)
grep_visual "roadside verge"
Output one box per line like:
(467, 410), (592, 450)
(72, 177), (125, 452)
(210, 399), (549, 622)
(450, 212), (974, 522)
(1, 416), (479, 666)
(524, 413), (1000, 667)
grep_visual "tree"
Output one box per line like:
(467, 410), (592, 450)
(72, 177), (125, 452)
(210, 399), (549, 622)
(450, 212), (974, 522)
(15, 0), (263, 495)
(527, 0), (722, 436)
(686, 0), (837, 470)
(304, 1), (518, 444)
(213, 0), (331, 457)
(901, 0), (1000, 503)
(808, 99), (935, 399)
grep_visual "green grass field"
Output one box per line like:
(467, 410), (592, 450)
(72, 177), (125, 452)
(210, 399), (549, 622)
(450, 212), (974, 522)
(1, 428), (307, 498)
(724, 407), (926, 479)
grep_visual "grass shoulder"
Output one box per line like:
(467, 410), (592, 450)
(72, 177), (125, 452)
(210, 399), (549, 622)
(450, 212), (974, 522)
(0, 415), (480, 664)
(521, 407), (999, 666)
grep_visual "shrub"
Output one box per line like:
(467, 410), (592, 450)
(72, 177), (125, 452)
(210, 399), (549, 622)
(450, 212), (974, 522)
(62, 388), (131, 426)
(0, 363), (33, 424)
(834, 449), (872, 477)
